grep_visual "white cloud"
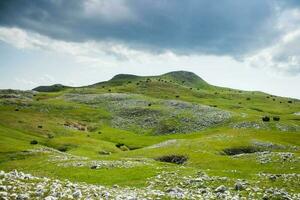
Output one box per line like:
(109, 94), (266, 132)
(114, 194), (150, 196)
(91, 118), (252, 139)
(0, 26), (299, 99)
(245, 8), (300, 74)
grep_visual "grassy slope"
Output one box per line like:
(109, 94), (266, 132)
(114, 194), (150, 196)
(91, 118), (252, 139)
(0, 71), (299, 190)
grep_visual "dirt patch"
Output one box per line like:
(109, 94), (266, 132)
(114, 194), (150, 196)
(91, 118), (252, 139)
(64, 121), (87, 131)
(223, 146), (263, 156)
(156, 155), (188, 164)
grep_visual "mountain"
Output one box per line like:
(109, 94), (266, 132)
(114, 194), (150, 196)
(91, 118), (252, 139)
(0, 71), (299, 199)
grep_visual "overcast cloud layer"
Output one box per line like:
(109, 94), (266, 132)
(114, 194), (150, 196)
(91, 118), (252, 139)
(0, 0), (300, 98)
(0, 1), (296, 54)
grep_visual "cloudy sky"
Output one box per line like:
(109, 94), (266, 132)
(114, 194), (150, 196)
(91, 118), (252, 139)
(0, 0), (300, 98)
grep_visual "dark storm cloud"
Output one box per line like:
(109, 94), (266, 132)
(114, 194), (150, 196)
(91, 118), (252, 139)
(0, 0), (296, 56)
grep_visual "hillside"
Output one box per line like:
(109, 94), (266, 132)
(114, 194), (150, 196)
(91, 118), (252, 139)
(0, 71), (300, 199)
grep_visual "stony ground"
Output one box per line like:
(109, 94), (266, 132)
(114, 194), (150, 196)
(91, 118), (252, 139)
(64, 93), (231, 134)
(1, 169), (300, 200)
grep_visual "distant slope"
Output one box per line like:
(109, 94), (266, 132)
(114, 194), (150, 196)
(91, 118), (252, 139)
(161, 71), (210, 89)
(33, 84), (68, 92)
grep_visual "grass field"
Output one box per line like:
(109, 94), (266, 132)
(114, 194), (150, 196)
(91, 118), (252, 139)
(0, 71), (299, 199)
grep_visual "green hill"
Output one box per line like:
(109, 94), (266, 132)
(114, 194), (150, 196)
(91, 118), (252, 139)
(0, 71), (299, 199)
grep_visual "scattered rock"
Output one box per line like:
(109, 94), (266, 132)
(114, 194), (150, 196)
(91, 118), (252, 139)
(215, 185), (227, 193)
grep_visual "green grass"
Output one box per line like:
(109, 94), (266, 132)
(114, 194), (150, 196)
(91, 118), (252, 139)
(0, 71), (299, 191)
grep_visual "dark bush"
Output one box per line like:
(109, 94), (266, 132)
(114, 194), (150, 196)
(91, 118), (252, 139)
(262, 116), (270, 122)
(148, 103), (152, 107)
(223, 146), (262, 156)
(37, 125), (43, 129)
(30, 140), (38, 145)
(90, 165), (97, 169)
(15, 108), (19, 111)
(57, 146), (68, 152)
(246, 97), (251, 100)
(273, 116), (280, 121)
(288, 100), (293, 103)
(47, 134), (54, 139)
(98, 131), (102, 134)
(156, 155), (188, 164)
(175, 95), (180, 98)
(108, 89), (111, 92)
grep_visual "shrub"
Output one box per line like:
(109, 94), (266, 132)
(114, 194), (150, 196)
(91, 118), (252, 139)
(156, 155), (188, 164)
(57, 146), (68, 152)
(148, 103), (152, 107)
(288, 100), (292, 103)
(47, 134), (54, 139)
(37, 125), (43, 129)
(30, 140), (38, 145)
(273, 116), (280, 121)
(262, 116), (270, 122)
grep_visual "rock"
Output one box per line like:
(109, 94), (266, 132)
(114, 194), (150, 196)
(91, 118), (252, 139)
(44, 196), (57, 200)
(215, 185), (227, 193)
(0, 186), (7, 191)
(0, 191), (8, 197)
(234, 181), (246, 191)
(72, 190), (82, 199)
(16, 194), (30, 200)
(166, 187), (185, 198)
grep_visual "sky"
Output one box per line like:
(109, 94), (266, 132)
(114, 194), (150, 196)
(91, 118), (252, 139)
(0, 0), (300, 99)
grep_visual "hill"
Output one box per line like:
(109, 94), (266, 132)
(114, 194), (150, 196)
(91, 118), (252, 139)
(33, 84), (68, 92)
(0, 71), (299, 199)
